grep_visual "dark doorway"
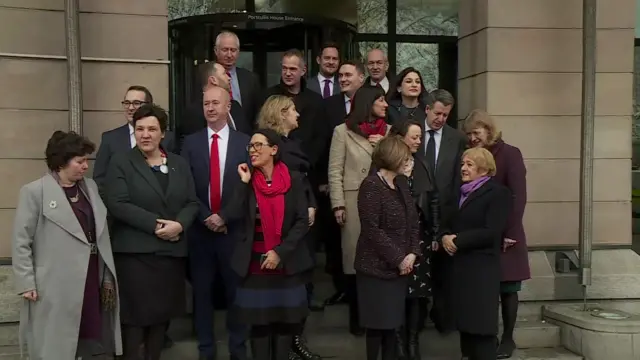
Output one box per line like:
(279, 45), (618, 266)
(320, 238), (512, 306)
(169, 13), (357, 129)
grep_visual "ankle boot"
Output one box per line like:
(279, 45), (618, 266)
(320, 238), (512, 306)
(407, 329), (421, 360)
(395, 327), (408, 360)
(291, 335), (321, 360)
(250, 336), (271, 360)
(272, 334), (293, 360)
(406, 298), (423, 360)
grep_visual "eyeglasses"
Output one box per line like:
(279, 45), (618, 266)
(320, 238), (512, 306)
(246, 142), (271, 152)
(121, 100), (148, 108)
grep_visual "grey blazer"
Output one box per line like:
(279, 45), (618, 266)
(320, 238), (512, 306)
(12, 174), (122, 359)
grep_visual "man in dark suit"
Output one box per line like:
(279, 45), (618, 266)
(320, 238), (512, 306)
(94, 85), (175, 192)
(180, 86), (250, 360)
(307, 42), (340, 99)
(178, 61), (250, 152)
(319, 60), (365, 306)
(215, 30), (262, 123)
(419, 88), (466, 334)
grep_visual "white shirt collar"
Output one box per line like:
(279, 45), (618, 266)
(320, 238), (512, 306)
(128, 123), (134, 134)
(425, 123), (444, 135)
(370, 76), (389, 92)
(318, 73), (334, 84)
(207, 123), (230, 139)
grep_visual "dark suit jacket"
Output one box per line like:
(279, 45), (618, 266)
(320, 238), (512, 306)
(307, 74), (340, 98)
(180, 127), (250, 234)
(177, 98), (250, 153)
(94, 124), (175, 192)
(236, 67), (262, 124)
(446, 179), (511, 336)
(489, 139), (530, 282)
(104, 149), (199, 257)
(316, 92), (348, 185)
(228, 171), (313, 277)
(419, 124), (466, 227)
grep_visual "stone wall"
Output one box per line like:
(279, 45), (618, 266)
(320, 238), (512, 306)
(458, 0), (635, 247)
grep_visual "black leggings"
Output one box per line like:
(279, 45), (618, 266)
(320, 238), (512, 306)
(251, 323), (299, 338)
(366, 329), (396, 360)
(121, 323), (167, 360)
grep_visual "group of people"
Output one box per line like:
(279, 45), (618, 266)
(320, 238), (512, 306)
(11, 29), (530, 360)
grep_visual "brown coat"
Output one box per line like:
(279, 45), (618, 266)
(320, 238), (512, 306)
(489, 140), (531, 282)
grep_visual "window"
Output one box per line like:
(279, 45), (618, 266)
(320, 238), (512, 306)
(358, 42), (388, 63)
(396, 43), (439, 91)
(168, 0), (247, 20)
(396, 0), (459, 36)
(357, 0), (388, 34)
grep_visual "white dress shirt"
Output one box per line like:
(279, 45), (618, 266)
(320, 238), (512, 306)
(207, 124), (230, 208)
(370, 76), (390, 93)
(344, 94), (351, 114)
(128, 124), (135, 148)
(424, 124), (443, 162)
(317, 73), (335, 97)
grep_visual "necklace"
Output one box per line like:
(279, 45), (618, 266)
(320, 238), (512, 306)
(69, 187), (80, 203)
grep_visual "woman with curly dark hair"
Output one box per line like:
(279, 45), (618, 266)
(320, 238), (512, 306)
(13, 131), (121, 359)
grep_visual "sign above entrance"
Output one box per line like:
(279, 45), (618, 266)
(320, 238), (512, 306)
(246, 13), (304, 22)
(169, 12), (356, 32)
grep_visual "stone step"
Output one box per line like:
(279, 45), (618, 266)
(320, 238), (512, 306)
(320, 304), (560, 348)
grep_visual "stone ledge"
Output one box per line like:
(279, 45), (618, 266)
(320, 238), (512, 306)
(543, 303), (640, 359)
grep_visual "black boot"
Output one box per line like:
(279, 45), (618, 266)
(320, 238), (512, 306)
(497, 292), (518, 359)
(250, 336), (271, 360)
(347, 275), (364, 336)
(406, 299), (422, 360)
(291, 335), (321, 360)
(380, 329), (398, 360)
(395, 327), (408, 360)
(272, 334), (293, 360)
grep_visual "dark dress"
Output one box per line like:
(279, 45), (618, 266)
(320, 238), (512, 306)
(355, 175), (421, 329)
(113, 167), (186, 326)
(405, 158), (437, 298)
(63, 184), (112, 356)
(230, 172), (314, 326)
(446, 179), (511, 336)
(488, 140), (531, 292)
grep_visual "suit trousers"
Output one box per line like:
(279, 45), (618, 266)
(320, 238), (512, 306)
(189, 228), (248, 359)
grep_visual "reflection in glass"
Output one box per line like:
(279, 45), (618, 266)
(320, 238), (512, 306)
(396, 43), (438, 91)
(168, 0), (247, 20)
(358, 42), (388, 63)
(237, 52), (254, 72)
(396, 0), (458, 36)
(357, 0), (387, 34)
(266, 52), (284, 88)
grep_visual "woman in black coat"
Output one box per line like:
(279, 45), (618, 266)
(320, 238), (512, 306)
(257, 96), (321, 360)
(228, 129), (314, 360)
(440, 147), (511, 360)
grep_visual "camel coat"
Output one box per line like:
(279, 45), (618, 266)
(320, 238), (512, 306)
(328, 123), (390, 274)
(12, 174), (122, 360)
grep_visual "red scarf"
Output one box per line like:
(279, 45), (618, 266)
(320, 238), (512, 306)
(252, 162), (291, 251)
(359, 118), (387, 137)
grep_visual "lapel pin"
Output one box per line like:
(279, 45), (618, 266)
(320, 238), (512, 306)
(49, 201), (57, 209)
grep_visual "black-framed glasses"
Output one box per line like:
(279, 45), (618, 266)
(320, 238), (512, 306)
(121, 100), (148, 108)
(246, 142), (271, 152)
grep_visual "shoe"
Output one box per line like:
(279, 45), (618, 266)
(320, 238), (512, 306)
(323, 292), (347, 306)
(395, 327), (408, 360)
(291, 335), (321, 360)
(163, 334), (174, 349)
(497, 338), (516, 359)
(288, 351), (302, 360)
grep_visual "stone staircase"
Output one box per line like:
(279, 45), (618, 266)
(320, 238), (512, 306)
(0, 265), (585, 359)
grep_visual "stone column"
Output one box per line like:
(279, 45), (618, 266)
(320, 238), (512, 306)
(0, 0), (170, 342)
(457, 0), (639, 300)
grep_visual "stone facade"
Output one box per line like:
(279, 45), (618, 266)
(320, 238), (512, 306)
(458, 0), (635, 247)
(0, 0), (170, 259)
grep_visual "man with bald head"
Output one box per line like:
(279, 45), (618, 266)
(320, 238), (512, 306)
(178, 61), (251, 152)
(181, 85), (250, 360)
(365, 48), (391, 93)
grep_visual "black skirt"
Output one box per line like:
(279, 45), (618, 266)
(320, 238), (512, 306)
(232, 273), (309, 326)
(114, 253), (186, 326)
(357, 273), (408, 329)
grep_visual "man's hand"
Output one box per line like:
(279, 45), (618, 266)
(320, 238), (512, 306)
(204, 214), (225, 232)
(308, 207), (316, 227)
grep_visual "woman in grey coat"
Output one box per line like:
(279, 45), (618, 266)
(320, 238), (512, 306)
(12, 131), (121, 360)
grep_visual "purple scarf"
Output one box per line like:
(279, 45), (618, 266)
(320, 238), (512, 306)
(459, 176), (491, 208)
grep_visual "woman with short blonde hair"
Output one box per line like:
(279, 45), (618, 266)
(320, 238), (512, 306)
(258, 95), (295, 135)
(463, 109), (530, 359)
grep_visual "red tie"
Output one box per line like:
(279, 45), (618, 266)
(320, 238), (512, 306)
(209, 134), (221, 213)
(226, 72), (233, 100)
